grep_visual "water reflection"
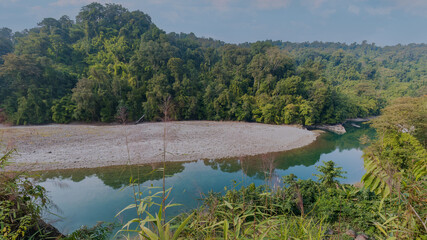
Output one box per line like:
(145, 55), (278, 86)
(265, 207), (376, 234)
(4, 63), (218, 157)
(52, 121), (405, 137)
(202, 122), (374, 179)
(39, 162), (186, 190)
(38, 122), (375, 234)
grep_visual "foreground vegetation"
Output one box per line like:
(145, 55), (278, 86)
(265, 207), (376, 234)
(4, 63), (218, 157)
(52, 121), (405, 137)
(1, 97), (426, 239)
(114, 96), (426, 239)
(0, 149), (62, 239)
(116, 171), (381, 239)
(0, 3), (426, 125)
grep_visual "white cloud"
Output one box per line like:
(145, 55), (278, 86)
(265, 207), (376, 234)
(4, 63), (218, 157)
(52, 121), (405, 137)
(361, 0), (427, 16)
(160, 10), (183, 23)
(391, 0), (427, 15)
(319, 8), (336, 17)
(50, 0), (110, 7)
(290, 20), (311, 30)
(311, 0), (327, 8)
(392, 0), (427, 8)
(299, 0), (337, 17)
(365, 6), (392, 16)
(206, 0), (293, 11)
(253, 0), (292, 9)
(211, 0), (234, 11)
(302, 0), (328, 9)
(31, 5), (42, 11)
(348, 4), (360, 15)
(0, 0), (19, 3)
(0, 0), (19, 7)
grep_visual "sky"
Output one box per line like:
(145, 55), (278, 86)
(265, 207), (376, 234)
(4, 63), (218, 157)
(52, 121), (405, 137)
(0, 0), (426, 46)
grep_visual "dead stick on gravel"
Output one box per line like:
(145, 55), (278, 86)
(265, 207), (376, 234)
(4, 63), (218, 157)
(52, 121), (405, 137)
(135, 114), (145, 124)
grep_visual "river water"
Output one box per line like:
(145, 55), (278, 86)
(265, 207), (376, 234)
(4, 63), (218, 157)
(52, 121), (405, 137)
(37, 122), (375, 234)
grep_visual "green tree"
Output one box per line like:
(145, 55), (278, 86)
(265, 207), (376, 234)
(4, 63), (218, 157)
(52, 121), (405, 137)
(371, 96), (427, 147)
(72, 77), (98, 121)
(362, 96), (427, 238)
(314, 160), (346, 187)
(0, 28), (13, 62)
(282, 104), (299, 124)
(51, 95), (76, 123)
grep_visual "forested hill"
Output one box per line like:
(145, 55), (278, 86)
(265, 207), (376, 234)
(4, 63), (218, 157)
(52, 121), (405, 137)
(0, 3), (425, 125)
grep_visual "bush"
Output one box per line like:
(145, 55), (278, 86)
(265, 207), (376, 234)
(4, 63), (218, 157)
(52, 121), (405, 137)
(0, 149), (62, 239)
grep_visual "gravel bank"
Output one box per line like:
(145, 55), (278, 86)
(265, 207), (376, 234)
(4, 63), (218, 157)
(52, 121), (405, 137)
(1, 121), (317, 171)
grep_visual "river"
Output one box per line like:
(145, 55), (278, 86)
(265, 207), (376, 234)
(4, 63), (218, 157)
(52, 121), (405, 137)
(37, 122), (375, 235)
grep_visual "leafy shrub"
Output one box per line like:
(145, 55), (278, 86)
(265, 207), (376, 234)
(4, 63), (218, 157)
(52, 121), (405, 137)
(64, 222), (115, 240)
(0, 149), (60, 239)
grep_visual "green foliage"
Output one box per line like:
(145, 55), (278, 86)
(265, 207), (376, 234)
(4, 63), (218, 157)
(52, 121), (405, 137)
(150, 161), (386, 239)
(51, 95), (76, 123)
(314, 160), (346, 187)
(177, 183), (329, 239)
(116, 186), (194, 240)
(177, 175), (382, 239)
(64, 222), (115, 240)
(0, 149), (57, 239)
(0, 28), (13, 62)
(361, 96), (427, 238)
(371, 96), (427, 147)
(1, 3), (425, 125)
(184, 211), (327, 239)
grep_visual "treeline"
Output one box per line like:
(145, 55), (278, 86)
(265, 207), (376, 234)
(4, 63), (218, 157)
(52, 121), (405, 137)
(0, 3), (425, 125)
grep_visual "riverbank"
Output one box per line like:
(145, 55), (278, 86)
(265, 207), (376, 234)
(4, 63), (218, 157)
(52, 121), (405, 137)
(1, 121), (318, 171)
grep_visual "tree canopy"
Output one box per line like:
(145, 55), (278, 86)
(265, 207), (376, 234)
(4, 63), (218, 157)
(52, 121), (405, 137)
(0, 3), (426, 125)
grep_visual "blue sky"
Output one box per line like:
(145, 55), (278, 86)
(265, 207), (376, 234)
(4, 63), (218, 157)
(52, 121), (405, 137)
(0, 0), (426, 46)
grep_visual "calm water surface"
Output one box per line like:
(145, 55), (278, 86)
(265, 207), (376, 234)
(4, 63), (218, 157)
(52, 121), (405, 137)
(38, 123), (375, 234)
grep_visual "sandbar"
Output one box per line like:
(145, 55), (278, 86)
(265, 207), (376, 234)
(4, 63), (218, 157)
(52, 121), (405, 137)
(0, 121), (318, 171)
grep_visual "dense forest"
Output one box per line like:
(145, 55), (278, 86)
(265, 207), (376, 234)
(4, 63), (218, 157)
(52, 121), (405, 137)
(0, 3), (426, 125)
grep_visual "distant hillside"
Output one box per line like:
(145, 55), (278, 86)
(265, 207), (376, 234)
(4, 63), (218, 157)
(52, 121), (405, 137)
(0, 3), (425, 125)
